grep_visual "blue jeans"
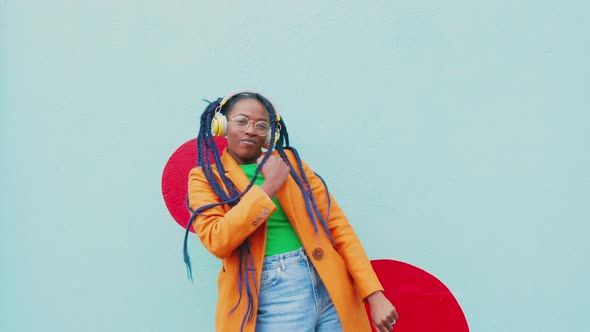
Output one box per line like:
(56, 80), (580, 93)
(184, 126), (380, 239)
(255, 247), (343, 332)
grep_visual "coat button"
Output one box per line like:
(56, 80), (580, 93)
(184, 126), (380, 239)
(312, 248), (324, 261)
(252, 217), (262, 226)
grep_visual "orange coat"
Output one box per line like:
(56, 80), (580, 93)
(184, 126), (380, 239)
(188, 148), (383, 332)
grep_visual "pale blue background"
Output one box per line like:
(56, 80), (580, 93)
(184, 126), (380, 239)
(2, 1), (589, 331)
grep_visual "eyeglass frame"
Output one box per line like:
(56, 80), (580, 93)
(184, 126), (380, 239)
(228, 115), (273, 136)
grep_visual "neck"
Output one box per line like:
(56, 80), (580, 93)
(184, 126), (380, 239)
(226, 148), (260, 165)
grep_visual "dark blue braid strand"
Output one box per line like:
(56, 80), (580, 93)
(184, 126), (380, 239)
(286, 147), (336, 246)
(278, 117), (289, 147)
(198, 103), (238, 202)
(201, 107), (240, 199)
(196, 101), (231, 202)
(276, 148), (320, 234)
(229, 244), (245, 316)
(242, 244), (256, 328)
(313, 171), (332, 223)
(276, 146), (336, 247)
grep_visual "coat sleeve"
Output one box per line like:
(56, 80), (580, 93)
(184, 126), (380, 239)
(296, 156), (384, 301)
(187, 167), (277, 259)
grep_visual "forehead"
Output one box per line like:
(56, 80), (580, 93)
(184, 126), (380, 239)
(227, 98), (269, 120)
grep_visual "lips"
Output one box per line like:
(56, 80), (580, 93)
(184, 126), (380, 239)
(241, 138), (257, 145)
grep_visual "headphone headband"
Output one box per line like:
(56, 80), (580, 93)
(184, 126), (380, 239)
(219, 89), (281, 121)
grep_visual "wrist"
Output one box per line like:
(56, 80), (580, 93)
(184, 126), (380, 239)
(260, 181), (280, 198)
(366, 290), (385, 304)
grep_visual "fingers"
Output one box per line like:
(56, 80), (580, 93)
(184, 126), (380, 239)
(389, 317), (397, 329)
(257, 155), (282, 166)
(371, 322), (386, 332)
(371, 322), (381, 332)
(385, 321), (394, 331)
(388, 309), (398, 330)
(261, 156), (289, 175)
(373, 311), (398, 332)
(373, 321), (395, 332)
(258, 155), (290, 197)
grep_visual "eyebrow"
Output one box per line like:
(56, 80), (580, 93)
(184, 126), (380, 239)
(233, 113), (269, 122)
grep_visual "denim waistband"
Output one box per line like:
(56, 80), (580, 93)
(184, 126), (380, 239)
(262, 247), (307, 270)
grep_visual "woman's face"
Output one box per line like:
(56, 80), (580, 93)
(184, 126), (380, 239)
(225, 98), (269, 165)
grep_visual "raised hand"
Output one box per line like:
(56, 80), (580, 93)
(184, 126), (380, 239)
(258, 155), (290, 198)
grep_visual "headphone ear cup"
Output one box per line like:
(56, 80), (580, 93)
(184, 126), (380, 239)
(211, 114), (228, 136)
(264, 131), (280, 149)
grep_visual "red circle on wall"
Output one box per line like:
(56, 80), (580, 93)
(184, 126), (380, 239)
(365, 259), (469, 332)
(161, 137), (227, 231)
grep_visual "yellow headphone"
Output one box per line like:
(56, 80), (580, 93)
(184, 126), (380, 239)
(211, 89), (281, 148)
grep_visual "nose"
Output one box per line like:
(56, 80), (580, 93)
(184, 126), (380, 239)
(244, 121), (257, 135)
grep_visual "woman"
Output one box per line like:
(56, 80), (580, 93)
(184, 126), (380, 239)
(185, 89), (398, 332)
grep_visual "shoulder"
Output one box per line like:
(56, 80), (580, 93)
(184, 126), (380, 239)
(188, 166), (206, 178)
(188, 164), (222, 182)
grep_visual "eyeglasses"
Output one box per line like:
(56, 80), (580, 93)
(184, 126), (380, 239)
(229, 115), (271, 136)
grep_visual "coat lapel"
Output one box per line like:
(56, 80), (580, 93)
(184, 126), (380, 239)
(220, 148), (251, 193)
(219, 148), (267, 265)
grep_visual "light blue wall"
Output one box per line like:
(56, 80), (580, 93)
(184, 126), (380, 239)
(2, 1), (589, 331)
